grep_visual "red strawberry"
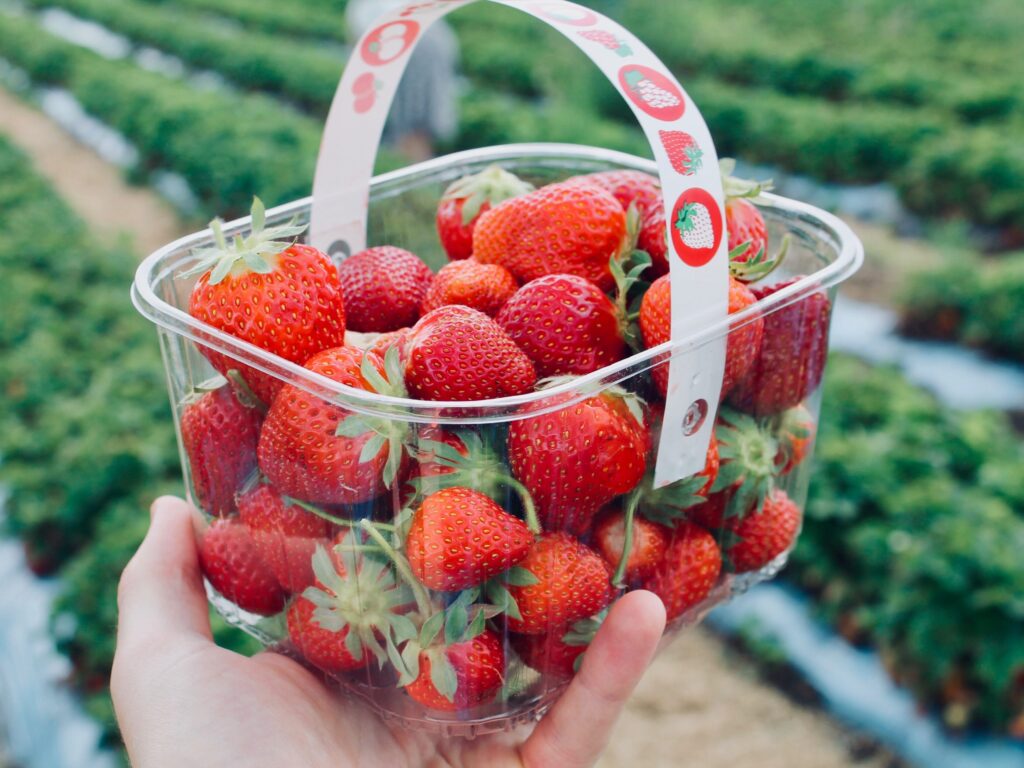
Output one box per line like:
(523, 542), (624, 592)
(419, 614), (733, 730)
(238, 484), (332, 593)
(199, 518), (285, 616)
(637, 205), (669, 277)
(405, 487), (533, 591)
(367, 327), (411, 361)
(686, 490), (730, 530)
(568, 169), (661, 217)
(405, 630), (505, 710)
(496, 274), (625, 377)
(338, 246), (433, 333)
(258, 346), (408, 505)
(506, 533), (613, 634)
(512, 630), (586, 681)
(187, 198), (346, 404)
(436, 165), (533, 261)
(727, 489), (801, 573)
(638, 434), (720, 527)
(287, 594), (369, 674)
(642, 522), (721, 621)
(729, 278), (831, 416)
(721, 162), (788, 283)
(404, 305), (537, 401)
(508, 388), (649, 534)
(180, 383), (262, 516)
(473, 181), (628, 292)
(776, 403), (815, 474)
(420, 259), (518, 317)
(727, 197), (768, 266)
(593, 509), (670, 583)
(659, 130), (703, 176)
(640, 274), (763, 398)
(707, 407), (784, 528)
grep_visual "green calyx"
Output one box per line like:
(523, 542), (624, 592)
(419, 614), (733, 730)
(729, 234), (791, 284)
(712, 407), (783, 520)
(183, 197), (307, 284)
(640, 471), (711, 526)
(441, 164), (534, 226)
(610, 218), (652, 353)
(719, 158), (774, 201)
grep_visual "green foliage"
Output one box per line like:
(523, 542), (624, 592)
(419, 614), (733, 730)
(793, 354), (1024, 733)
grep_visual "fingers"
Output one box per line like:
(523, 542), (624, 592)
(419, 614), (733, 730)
(116, 496), (212, 652)
(520, 590), (666, 768)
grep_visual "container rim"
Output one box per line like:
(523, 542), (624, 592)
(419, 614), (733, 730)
(132, 143), (864, 422)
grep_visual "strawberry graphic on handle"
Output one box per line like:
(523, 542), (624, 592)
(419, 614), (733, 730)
(578, 29), (633, 57)
(670, 187), (723, 267)
(618, 65), (685, 121)
(659, 130), (703, 176)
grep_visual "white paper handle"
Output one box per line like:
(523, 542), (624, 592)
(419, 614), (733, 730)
(310, 0), (727, 484)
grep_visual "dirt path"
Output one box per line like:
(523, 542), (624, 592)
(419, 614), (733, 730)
(0, 88), (185, 254)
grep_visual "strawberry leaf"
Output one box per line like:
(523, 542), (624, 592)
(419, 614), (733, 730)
(386, 633), (415, 684)
(400, 642), (421, 685)
(344, 627), (365, 660)
(336, 415), (374, 438)
(430, 651), (459, 703)
(389, 613), (419, 645)
(419, 611), (445, 649)
(504, 565), (539, 587)
(359, 432), (387, 464)
(485, 581), (523, 622)
(444, 603), (469, 646)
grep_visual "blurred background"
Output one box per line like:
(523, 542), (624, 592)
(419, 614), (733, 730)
(0, 0), (1022, 766)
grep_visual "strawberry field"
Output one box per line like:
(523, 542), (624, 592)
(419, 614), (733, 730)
(0, 0), (1023, 758)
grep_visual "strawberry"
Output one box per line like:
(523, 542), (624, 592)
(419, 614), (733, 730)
(776, 403), (815, 474)
(593, 508), (669, 583)
(568, 169), (661, 218)
(238, 484), (332, 594)
(420, 259), (518, 318)
(258, 346), (408, 505)
(473, 181), (629, 292)
(640, 274), (763, 398)
(290, 532), (414, 674)
(505, 533), (613, 634)
(405, 487), (533, 591)
(508, 387), (649, 534)
(721, 160), (788, 283)
(496, 274), (625, 377)
(659, 130), (703, 176)
(436, 165), (533, 261)
(639, 435), (720, 526)
(636, 205), (669, 277)
(686, 490), (730, 530)
(726, 489), (801, 573)
(729, 278), (831, 416)
(405, 629), (505, 711)
(367, 327), (411, 361)
(186, 198), (346, 405)
(338, 246), (433, 333)
(199, 518), (285, 616)
(706, 407), (782, 525)
(727, 197), (768, 267)
(180, 382), (262, 516)
(511, 612), (604, 680)
(404, 305), (537, 401)
(642, 522), (721, 621)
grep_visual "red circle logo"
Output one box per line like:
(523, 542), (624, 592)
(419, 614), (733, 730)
(530, 3), (598, 26)
(670, 188), (722, 267)
(618, 65), (685, 122)
(360, 20), (419, 66)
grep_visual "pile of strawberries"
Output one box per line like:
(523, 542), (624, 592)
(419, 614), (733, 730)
(180, 162), (830, 714)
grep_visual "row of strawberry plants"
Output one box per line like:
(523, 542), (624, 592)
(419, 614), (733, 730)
(149, 0), (347, 41)
(897, 251), (1024, 364)
(795, 354), (1024, 736)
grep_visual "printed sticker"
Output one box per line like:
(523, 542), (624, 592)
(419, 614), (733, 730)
(577, 29), (633, 57)
(659, 130), (703, 175)
(670, 187), (722, 267)
(360, 20), (420, 66)
(351, 72), (380, 113)
(618, 64), (686, 121)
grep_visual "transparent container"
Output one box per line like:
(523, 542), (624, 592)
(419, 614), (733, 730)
(132, 143), (862, 735)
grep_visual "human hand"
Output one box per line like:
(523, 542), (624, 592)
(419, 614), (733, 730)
(112, 497), (667, 768)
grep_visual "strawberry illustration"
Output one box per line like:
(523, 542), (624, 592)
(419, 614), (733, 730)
(642, 522), (721, 621)
(623, 68), (681, 108)
(669, 188), (723, 267)
(776, 403), (816, 474)
(436, 165), (533, 261)
(578, 29), (633, 56)
(726, 489), (801, 573)
(257, 345), (409, 505)
(180, 381), (262, 517)
(473, 181), (629, 292)
(405, 629), (505, 711)
(420, 259), (518, 318)
(338, 246), (433, 333)
(186, 198), (346, 405)
(659, 130), (703, 176)
(508, 387), (649, 534)
(619, 65), (685, 121)
(505, 533), (613, 635)
(593, 508), (669, 583)
(729, 278), (831, 416)
(676, 201), (715, 250)
(496, 274), (626, 377)
(405, 487), (534, 591)
(199, 518), (285, 616)
(237, 483), (332, 594)
(404, 305), (537, 401)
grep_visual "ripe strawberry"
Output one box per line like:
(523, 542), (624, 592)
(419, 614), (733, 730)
(776, 403), (815, 474)
(511, 612), (604, 680)
(186, 198), (345, 405)
(705, 407), (783, 526)
(367, 327), (411, 361)
(404, 305), (537, 401)
(473, 181), (628, 292)
(721, 161), (788, 283)
(405, 630), (505, 711)
(287, 595), (368, 674)
(637, 205), (669, 277)
(258, 346), (408, 505)
(406, 487), (533, 591)
(642, 522), (721, 621)
(508, 388), (649, 534)
(338, 246), (433, 333)
(568, 169), (661, 217)
(639, 435), (720, 526)
(180, 383), (261, 516)
(729, 278), (831, 416)
(727, 489), (801, 573)
(593, 509), (669, 583)
(496, 274), (625, 377)
(506, 533), (613, 634)
(727, 197), (768, 266)
(436, 165), (533, 261)
(659, 130), (703, 176)
(199, 518), (285, 616)
(686, 490), (730, 530)
(238, 484), (332, 594)
(640, 274), (763, 398)
(420, 259), (518, 317)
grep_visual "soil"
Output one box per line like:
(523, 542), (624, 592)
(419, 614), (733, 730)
(0, 85), (901, 768)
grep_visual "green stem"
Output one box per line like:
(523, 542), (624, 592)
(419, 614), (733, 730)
(284, 496), (394, 530)
(358, 519), (433, 617)
(226, 369), (267, 414)
(498, 475), (541, 535)
(612, 489), (642, 588)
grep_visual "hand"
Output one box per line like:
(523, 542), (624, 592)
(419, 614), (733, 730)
(112, 497), (667, 768)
